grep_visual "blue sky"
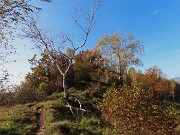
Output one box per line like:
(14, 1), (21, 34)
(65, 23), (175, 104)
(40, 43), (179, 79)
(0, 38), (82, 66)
(5, 0), (180, 84)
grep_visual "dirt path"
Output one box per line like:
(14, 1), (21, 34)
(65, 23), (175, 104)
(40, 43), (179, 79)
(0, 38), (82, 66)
(36, 107), (45, 135)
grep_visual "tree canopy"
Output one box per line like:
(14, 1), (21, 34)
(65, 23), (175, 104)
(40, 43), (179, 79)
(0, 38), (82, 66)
(95, 32), (144, 85)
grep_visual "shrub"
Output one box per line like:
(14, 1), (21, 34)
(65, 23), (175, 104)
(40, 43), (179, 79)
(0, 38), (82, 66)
(99, 86), (178, 134)
(38, 82), (48, 93)
(15, 86), (46, 105)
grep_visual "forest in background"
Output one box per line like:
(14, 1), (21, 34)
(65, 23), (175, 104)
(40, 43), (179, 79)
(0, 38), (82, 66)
(0, 0), (180, 134)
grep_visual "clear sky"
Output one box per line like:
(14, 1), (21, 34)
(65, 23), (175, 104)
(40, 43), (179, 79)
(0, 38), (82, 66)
(4, 0), (180, 84)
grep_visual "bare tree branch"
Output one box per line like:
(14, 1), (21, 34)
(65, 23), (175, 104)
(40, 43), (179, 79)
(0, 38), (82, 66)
(22, 0), (101, 98)
(75, 98), (85, 114)
(66, 101), (74, 115)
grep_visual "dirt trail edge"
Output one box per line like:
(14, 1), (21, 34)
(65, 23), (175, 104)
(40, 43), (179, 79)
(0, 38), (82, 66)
(36, 106), (45, 135)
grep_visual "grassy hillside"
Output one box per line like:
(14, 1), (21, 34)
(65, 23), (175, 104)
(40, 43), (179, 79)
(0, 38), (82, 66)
(0, 88), (115, 135)
(0, 90), (180, 135)
(0, 87), (179, 135)
(0, 104), (37, 135)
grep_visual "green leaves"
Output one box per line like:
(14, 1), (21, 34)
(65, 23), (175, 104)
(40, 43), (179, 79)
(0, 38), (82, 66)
(38, 82), (48, 92)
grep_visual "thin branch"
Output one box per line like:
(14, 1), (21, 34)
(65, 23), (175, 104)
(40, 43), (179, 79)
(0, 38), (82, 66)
(75, 98), (85, 114)
(74, 0), (101, 51)
(21, 0), (101, 99)
(66, 101), (74, 115)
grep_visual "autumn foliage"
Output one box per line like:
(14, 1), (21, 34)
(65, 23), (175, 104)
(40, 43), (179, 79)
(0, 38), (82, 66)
(0, 31), (179, 134)
(73, 50), (103, 87)
(99, 86), (178, 134)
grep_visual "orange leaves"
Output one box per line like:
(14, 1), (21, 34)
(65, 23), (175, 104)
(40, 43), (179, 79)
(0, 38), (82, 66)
(75, 50), (102, 65)
(99, 86), (177, 134)
(110, 34), (120, 44)
(153, 79), (169, 93)
(96, 34), (109, 48)
(4, 0), (11, 6)
(127, 66), (178, 99)
(140, 66), (169, 94)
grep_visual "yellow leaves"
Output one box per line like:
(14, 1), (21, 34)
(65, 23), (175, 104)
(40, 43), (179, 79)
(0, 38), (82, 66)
(96, 40), (103, 49)
(4, 0), (11, 6)
(152, 105), (158, 109)
(110, 34), (119, 44)
(95, 32), (144, 86)
(0, 6), (3, 14)
(139, 117), (143, 121)
(99, 86), (177, 134)
(96, 34), (119, 48)
(96, 35), (108, 48)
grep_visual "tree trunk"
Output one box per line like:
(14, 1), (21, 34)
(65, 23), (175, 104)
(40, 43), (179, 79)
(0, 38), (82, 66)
(119, 71), (123, 86)
(62, 74), (68, 98)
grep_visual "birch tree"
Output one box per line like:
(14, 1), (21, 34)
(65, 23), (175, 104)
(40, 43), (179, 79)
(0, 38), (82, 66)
(96, 32), (144, 85)
(22, 0), (101, 98)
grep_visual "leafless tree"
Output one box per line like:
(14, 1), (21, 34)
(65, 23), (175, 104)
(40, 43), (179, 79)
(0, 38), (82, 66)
(22, 0), (101, 98)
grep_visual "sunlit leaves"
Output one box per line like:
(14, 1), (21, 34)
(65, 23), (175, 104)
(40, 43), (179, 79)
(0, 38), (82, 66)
(95, 32), (144, 85)
(99, 86), (177, 134)
(73, 49), (103, 85)
(139, 66), (169, 94)
(99, 87), (175, 134)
